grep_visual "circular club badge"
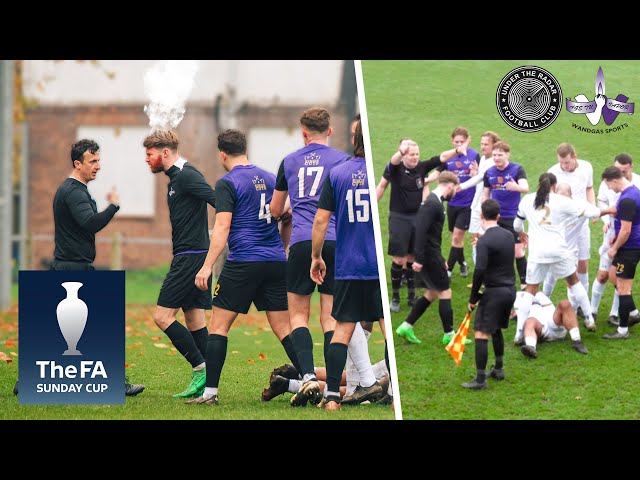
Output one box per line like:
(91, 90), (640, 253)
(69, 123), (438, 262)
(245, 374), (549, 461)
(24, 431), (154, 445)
(496, 66), (562, 133)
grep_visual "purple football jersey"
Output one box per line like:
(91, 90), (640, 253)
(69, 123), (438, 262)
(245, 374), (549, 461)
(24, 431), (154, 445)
(277, 144), (350, 246)
(220, 165), (286, 262)
(318, 157), (379, 280)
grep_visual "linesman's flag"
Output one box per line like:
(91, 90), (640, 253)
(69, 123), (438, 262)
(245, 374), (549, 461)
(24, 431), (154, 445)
(445, 311), (472, 366)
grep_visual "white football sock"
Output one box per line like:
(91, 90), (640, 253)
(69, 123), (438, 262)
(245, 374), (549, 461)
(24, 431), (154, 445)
(515, 292), (534, 341)
(203, 387), (218, 399)
(543, 272), (557, 298)
(193, 362), (205, 371)
(578, 272), (589, 293)
(610, 290), (620, 317)
(569, 327), (581, 342)
(288, 379), (301, 393)
(591, 278), (606, 314)
(372, 359), (388, 380)
(570, 282), (593, 322)
(348, 322), (376, 388)
(345, 350), (359, 396)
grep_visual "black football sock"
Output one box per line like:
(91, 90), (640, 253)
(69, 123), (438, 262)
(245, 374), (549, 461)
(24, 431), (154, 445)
(326, 342), (348, 398)
(447, 247), (460, 272)
(280, 334), (303, 377)
(164, 321), (205, 368)
(391, 262), (403, 299)
(291, 327), (315, 377)
(405, 262), (415, 299)
(205, 334), (228, 388)
(492, 329), (504, 369)
(475, 338), (489, 383)
(405, 297), (430, 326)
(323, 330), (334, 370)
(190, 326), (209, 359)
(439, 298), (453, 333)
(516, 256), (527, 285)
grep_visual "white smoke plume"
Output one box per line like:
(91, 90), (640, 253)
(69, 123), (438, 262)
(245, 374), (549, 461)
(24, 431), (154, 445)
(143, 60), (200, 131)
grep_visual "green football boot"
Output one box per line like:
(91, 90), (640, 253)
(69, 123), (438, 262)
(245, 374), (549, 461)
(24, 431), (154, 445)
(172, 368), (207, 398)
(396, 324), (422, 344)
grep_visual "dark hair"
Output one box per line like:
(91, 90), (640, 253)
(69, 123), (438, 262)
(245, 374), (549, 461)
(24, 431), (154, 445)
(481, 199), (500, 220)
(142, 130), (179, 151)
(615, 153), (633, 166)
(70, 139), (99, 167)
(300, 107), (330, 134)
(353, 119), (365, 158)
(602, 166), (623, 181)
(353, 113), (361, 122)
(535, 172), (557, 209)
(218, 129), (247, 156)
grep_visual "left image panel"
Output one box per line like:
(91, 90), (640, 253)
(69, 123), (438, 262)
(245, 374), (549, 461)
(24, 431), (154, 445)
(0, 60), (396, 419)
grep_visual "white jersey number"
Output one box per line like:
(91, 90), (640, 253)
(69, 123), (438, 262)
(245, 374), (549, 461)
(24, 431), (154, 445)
(297, 166), (324, 198)
(346, 189), (370, 223)
(259, 193), (272, 224)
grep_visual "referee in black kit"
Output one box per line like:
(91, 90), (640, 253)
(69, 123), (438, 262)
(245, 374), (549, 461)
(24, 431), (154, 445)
(377, 139), (463, 312)
(464, 199), (516, 390)
(13, 139), (144, 397)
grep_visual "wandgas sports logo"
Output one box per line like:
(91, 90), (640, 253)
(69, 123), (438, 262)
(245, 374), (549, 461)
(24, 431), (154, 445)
(496, 66), (562, 133)
(18, 271), (125, 404)
(566, 66), (634, 134)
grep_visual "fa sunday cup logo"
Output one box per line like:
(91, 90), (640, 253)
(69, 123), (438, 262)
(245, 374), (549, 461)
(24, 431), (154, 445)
(496, 66), (562, 133)
(19, 271), (125, 404)
(566, 66), (634, 134)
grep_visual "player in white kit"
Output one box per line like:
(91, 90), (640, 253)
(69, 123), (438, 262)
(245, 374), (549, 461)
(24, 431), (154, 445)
(457, 131), (500, 266)
(513, 172), (611, 343)
(547, 143), (595, 312)
(516, 291), (589, 358)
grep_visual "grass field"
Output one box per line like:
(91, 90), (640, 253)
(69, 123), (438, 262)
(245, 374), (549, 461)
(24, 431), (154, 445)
(0, 265), (392, 420)
(362, 60), (640, 419)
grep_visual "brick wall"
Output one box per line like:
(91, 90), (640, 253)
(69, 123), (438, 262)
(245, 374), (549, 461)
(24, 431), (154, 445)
(26, 103), (351, 270)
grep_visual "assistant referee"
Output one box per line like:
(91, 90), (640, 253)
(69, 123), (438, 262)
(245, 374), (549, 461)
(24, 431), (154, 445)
(464, 199), (516, 390)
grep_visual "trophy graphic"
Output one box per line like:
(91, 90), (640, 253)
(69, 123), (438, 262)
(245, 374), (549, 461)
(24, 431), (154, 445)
(56, 282), (88, 355)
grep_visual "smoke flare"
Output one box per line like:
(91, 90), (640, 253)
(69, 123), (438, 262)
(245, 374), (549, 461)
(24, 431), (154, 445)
(143, 60), (200, 131)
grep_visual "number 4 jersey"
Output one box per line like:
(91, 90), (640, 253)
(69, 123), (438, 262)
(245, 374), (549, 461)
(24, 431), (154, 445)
(318, 157), (378, 280)
(276, 144), (351, 246)
(215, 164), (286, 262)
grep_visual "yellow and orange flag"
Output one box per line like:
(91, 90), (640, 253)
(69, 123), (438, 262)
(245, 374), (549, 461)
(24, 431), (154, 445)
(445, 311), (472, 366)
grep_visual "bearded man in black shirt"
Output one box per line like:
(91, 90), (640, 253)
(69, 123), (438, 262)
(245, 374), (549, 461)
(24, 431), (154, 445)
(144, 130), (217, 399)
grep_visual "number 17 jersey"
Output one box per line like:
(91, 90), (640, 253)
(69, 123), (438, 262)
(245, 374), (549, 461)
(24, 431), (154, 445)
(276, 143), (351, 247)
(215, 164), (286, 263)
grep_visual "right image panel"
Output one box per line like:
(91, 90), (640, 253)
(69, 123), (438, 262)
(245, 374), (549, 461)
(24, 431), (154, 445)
(361, 60), (640, 419)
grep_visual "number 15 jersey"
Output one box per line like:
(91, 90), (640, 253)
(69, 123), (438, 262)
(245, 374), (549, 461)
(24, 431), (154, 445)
(215, 164), (286, 263)
(318, 157), (378, 280)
